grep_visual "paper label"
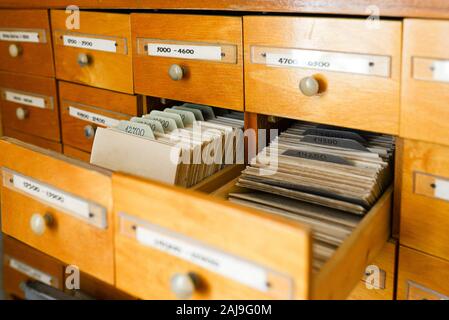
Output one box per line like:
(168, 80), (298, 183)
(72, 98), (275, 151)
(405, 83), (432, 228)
(12, 173), (90, 219)
(147, 43), (222, 61)
(116, 120), (155, 139)
(5, 91), (46, 108)
(136, 225), (268, 292)
(63, 35), (117, 53)
(434, 179), (449, 201)
(0, 30), (40, 43)
(131, 117), (164, 133)
(69, 106), (120, 127)
(432, 60), (449, 83)
(9, 258), (53, 286)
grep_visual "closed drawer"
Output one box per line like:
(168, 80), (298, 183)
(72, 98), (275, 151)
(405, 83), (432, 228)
(51, 10), (133, 94)
(63, 145), (91, 162)
(132, 14), (243, 110)
(400, 139), (449, 262)
(59, 82), (142, 153)
(113, 173), (392, 300)
(0, 10), (54, 77)
(401, 19), (449, 146)
(3, 127), (62, 153)
(347, 240), (397, 300)
(3, 236), (64, 299)
(0, 138), (114, 284)
(0, 71), (60, 141)
(398, 246), (449, 300)
(244, 17), (401, 134)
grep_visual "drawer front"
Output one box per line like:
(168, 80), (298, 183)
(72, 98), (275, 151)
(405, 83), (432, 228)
(132, 14), (243, 110)
(0, 10), (54, 77)
(0, 71), (60, 141)
(244, 17), (401, 134)
(51, 10), (133, 94)
(3, 236), (64, 299)
(400, 139), (449, 262)
(3, 127), (62, 153)
(347, 240), (396, 300)
(398, 246), (449, 300)
(401, 19), (449, 146)
(59, 82), (140, 153)
(113, 173), (311, 300)
(0, 139), (114, 284)
(63, 145), (91, 162)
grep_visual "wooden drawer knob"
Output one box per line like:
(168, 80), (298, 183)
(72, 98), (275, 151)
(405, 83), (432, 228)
(77, 53), (91, 67)
(168, 64), (184, 81)
(16, 107), (29, 120)
(83, 125), (96, 139)
(9, 44), (22, 58)
(299, 76), (320, 96)
(30, 213), (54, 236)
(170, 272), (198, 299)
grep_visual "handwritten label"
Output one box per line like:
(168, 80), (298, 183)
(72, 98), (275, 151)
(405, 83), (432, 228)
(147, 43), (222, 61)
(4, 91), (46, 108)
(69, 106), (120, 127)
(0, 30), (40, 43)
(434, 179), (449, 201)
(135, 225), (269, 292)
(131, 117), (164, 133)
(63, 35), (117, 53)
(116, 120), (155, 139)
(282, 149), (351, 165)
(432, 60), (449, 83)
(9, 258), (53, 286)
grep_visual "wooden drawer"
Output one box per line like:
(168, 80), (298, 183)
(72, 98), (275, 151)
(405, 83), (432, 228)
(113, 173), (392, 300)
(0, 138), (114, 284)
(3, 127), (62, 153)
(347, 240), (397, 300)
(0, 71), (60, 141)
(0, 10), (54, 77)
(51, 10), (133, 94)
(244, 17), (401, 134)
(132, 13), (243, 111)
(400, 139), (449, 262)
(3, 236), (64, 299)
(398, 246), (449, 300)
(59, 82), (141, 153)
(401, 19), (449, 146)
(63, 145), (91, 162)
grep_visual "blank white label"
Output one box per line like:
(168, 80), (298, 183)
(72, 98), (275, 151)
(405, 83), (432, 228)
(147, 43), (222, 61)
(136, 225), (268, 292)
(432, 60), (449, 83)
(63, 35), (117, 53)
(12, 173), (90, 219)
(69, 106), (120, 127)
(5, 91), (46, 108)
(9, 258), (53, 286)
(435, 179), (449, 201)
(0, 30), (40, 43)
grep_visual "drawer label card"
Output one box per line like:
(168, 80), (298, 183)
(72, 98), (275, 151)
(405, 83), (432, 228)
(434, 178), (449, 201)
(9, 258), (54, 286)
(147, 43), (222, 61)
(0, 30), (40, 43)
(4, 90), (46, 109)
(432, 60), (449, 83)
(116, 120), (155, 139)
(69, 106), (120, 127)
(62, 35), (117, 53)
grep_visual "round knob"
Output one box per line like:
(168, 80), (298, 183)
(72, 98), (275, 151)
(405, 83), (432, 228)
(9, 44), (22, 58)
(77, 53), (91, 67)
(83, 125), (96, 139)
(16, 107), (29, 120)
(170, 273), (197, 299)
(168, 64), (184, 81)
(299, 76), (320, 96)
(30, 213), (53, 236)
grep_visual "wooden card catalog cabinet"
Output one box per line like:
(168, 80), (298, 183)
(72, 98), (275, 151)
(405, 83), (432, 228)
(0, 10), (54, 77)
(0, 71), (60, 142)
(401, 19), (449, 146)
(112, 173), (392, 300)
(0, 138), (114, 284)
(400, 139), (449, 262)
(51, 10), (133, 94)
(244, 17), (401, 134)
(132, 14), (244, 111)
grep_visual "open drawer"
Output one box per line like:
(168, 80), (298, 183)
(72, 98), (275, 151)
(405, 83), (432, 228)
(113, 172), (392, 299)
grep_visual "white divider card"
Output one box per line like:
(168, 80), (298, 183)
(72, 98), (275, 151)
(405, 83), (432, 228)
(131, 117), (164, 133)
(432, 60), (449, 83)
(434, 178), (449, 201)
(69, 106), (120, 127)
(4, 90), (46, 109)
(0, 30), (40, 43)
(147, 42), (222, 61)
(62, 34), (117, 53)
(144, 114), (178, 133)
(9, 258), (53, 286)
(134, 223), (269, 292)
(116, 120), (155, 139)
